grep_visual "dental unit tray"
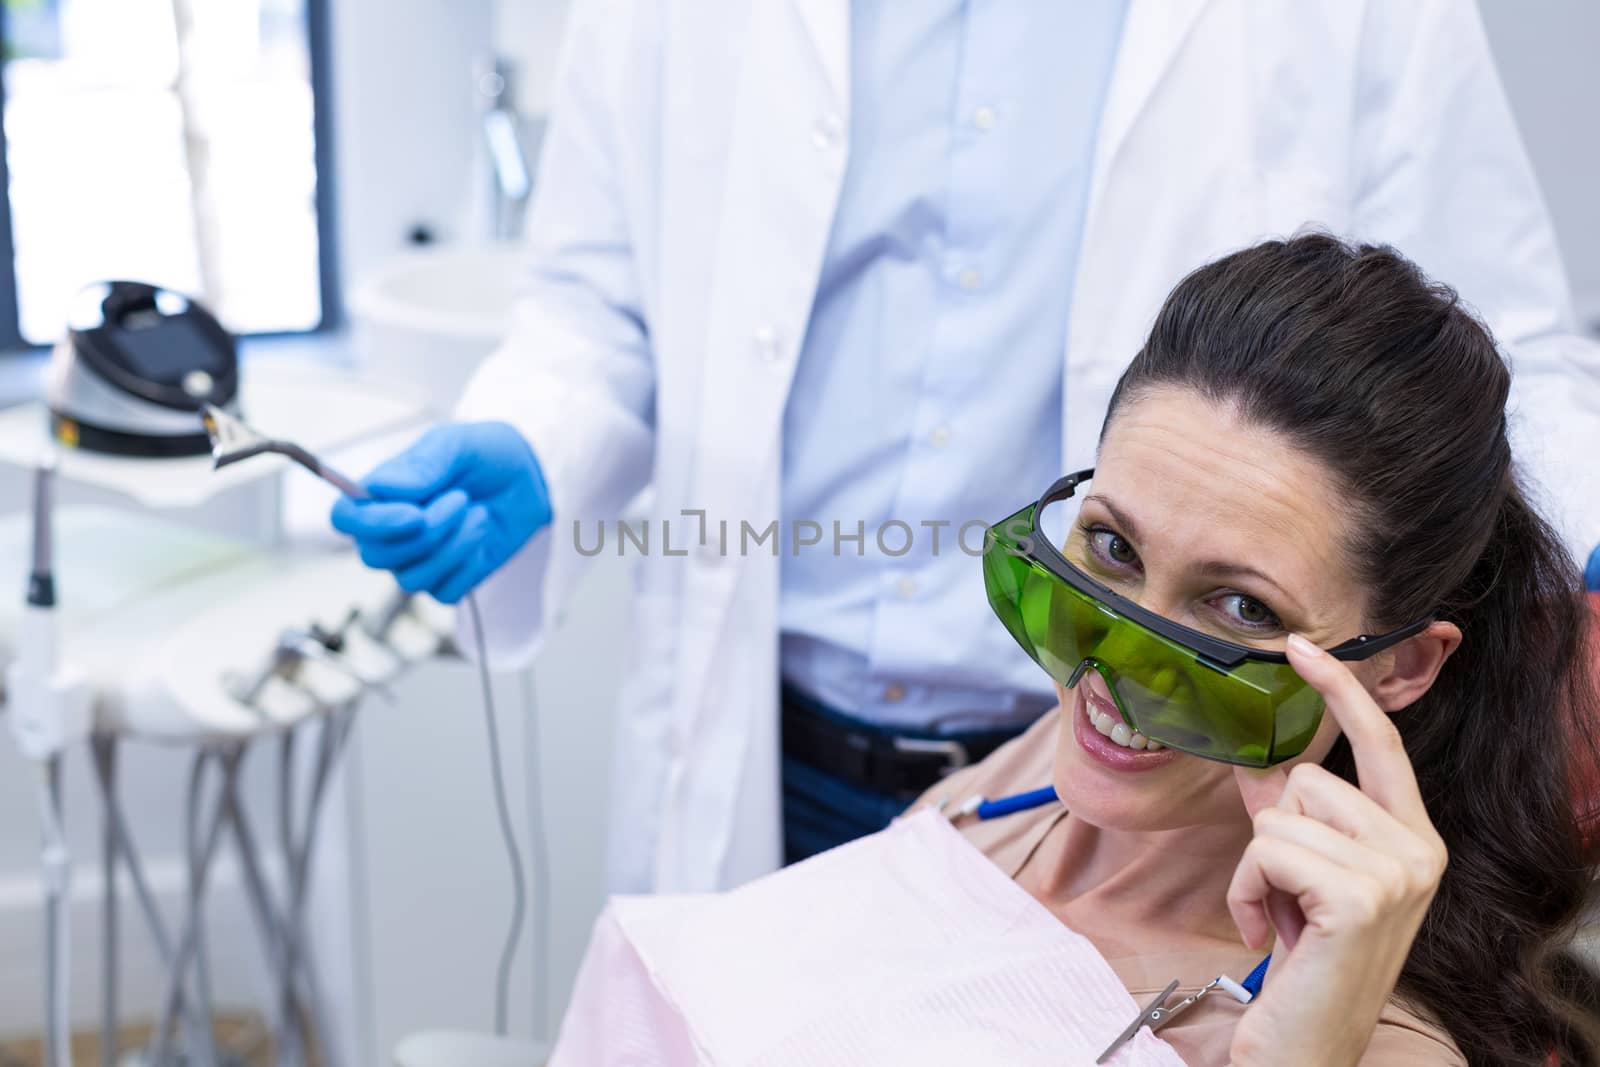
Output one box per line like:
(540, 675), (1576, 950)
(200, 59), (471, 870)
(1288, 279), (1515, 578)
(0, 507), (453, 741)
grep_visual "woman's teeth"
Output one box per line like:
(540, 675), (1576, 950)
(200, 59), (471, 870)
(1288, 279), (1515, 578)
(1086, 699), (1162, 751)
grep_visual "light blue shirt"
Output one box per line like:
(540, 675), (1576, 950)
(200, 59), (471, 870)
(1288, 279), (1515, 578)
(780, 0), (1127, 731)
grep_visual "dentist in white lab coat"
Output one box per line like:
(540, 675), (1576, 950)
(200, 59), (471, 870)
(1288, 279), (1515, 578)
(378, 0), (1600, 892)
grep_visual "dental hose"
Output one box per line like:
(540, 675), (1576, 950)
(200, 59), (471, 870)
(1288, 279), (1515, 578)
(341, 516), (528, 1036)
(465, 591), (527, 1037)
(199, 411), (535, 1042)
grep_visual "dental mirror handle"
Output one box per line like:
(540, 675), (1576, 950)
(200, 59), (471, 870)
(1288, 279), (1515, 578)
(312, 462), (368, 501)
(277, 442), (369, 501)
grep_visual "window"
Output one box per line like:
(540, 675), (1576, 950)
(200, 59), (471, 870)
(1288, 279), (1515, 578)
(0, 0), (334, 347)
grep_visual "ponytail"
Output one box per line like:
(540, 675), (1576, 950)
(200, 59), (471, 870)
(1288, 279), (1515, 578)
(1323, 484), (1600, 1065)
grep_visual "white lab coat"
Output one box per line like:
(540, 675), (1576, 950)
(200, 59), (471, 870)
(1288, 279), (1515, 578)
(458, 0), (1600, 893)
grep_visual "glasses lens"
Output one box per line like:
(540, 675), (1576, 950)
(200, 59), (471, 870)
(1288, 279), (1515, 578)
(984, 508), (1101, 681)
(1091, 645), (1320, 767)
(984, 511), (1324, 767)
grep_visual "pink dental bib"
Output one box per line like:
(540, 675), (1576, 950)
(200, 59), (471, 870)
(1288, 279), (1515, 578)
(550, 809), (1188, 1066)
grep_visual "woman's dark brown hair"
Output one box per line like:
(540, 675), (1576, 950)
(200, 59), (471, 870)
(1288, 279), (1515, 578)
(1106, 234), (1600, 1064)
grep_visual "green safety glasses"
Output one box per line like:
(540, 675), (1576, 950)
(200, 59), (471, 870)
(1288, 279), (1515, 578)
(983, 469), (1431, 768)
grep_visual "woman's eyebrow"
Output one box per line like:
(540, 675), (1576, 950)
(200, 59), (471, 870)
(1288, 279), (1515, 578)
(1191, 560), (1306, 616)
(1192, 559), (1282, 589)
(1083, 494), (1140, 540)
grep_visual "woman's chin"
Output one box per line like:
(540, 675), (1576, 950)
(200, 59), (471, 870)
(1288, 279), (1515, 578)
(1052, 771), (1179, 831)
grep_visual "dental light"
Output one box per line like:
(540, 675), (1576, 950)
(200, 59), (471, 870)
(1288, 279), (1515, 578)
(48, 281), (239, 458)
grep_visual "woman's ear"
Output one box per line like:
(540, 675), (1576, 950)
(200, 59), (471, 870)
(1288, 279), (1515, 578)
(1371, 620), (1462, 712)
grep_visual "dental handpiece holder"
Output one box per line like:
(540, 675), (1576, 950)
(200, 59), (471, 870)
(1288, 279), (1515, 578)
(6, 457), (91, 762)
(227, 618), (401, 712)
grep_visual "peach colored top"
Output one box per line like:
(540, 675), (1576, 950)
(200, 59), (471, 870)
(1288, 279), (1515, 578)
(910, 709), (1465, 1066)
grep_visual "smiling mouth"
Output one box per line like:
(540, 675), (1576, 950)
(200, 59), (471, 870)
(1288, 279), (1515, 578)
(1079, 674), (1164, 751)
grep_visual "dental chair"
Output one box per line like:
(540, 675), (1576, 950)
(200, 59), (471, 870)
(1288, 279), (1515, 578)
(390, 579), (1600, 1067)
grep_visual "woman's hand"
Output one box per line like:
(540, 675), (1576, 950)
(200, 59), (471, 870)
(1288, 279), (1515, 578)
(1226, 633), (1447, 1067)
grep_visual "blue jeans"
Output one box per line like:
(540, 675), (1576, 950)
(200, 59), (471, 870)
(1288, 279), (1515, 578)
(781, 755), (912, 864)
(780, 688), (1033, 864)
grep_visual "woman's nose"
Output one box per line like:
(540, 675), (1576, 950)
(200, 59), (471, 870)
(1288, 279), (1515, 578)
(1124, 582), (1186, 625)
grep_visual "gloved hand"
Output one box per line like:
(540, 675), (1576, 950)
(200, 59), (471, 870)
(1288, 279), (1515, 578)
(330, 422), (552, 604)
(1588, 542), (1600, 592)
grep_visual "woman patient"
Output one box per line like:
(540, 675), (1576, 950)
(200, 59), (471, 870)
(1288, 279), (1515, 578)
(559, 235), (1600, 1066)
(921, 233), (1600, 1065)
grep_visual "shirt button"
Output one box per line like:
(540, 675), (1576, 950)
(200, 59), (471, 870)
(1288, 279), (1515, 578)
(928, 426), (952, 449)
(956, 268), (981, 292)
(884, 682), (907, 703)
(752, 324), (781, 362)
(971, 105), (996, 132)
(811, 113), (843, 149)
(896, 576), (918, 599)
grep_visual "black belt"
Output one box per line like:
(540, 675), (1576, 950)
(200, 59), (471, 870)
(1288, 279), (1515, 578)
(780, 683), (1030, 799)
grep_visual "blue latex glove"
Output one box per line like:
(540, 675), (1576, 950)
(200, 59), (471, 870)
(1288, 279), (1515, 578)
(330, 422), (552, 604)
(1587, 542), (1600, 592)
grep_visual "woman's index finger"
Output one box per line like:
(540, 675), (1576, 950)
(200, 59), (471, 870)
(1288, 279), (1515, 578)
(1284, 632), (1430, 825)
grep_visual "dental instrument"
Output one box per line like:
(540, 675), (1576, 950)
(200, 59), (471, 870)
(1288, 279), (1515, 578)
(943, 784), (1058, 821)
(226, 626), (396, 709)
(200, 405), (536, 1040)
(1095, 968), (1263, 1064)
(201, 402), (367, 498)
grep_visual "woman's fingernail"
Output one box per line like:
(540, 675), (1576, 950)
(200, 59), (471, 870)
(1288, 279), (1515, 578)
(1287, 633), (1316, 655)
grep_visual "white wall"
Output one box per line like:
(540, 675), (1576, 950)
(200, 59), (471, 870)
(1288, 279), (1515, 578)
(1478, 0), (1600, 330)
(329, 0), (495, 285)
(492, 0), (572, 117)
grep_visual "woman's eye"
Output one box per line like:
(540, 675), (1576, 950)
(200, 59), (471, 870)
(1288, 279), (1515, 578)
(1215, 593), (1282, 631)
(1088, 529), (1139, 568)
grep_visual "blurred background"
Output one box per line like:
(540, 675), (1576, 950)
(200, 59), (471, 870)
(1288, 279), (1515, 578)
(0, 1), (1591, 1065)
